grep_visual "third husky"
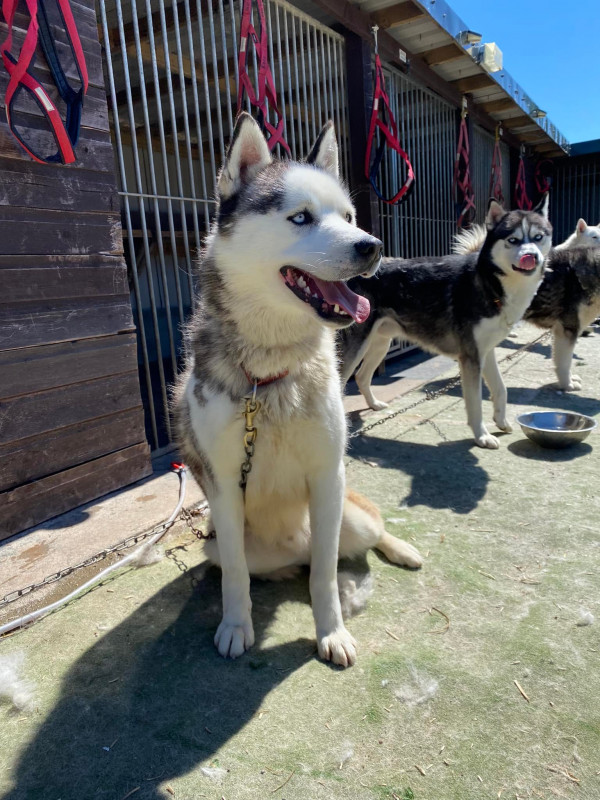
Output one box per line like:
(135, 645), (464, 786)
(339, 197), (552, 448)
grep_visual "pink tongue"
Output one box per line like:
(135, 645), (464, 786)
(519, 253), (537, 271)
(312, 278), (370, 323)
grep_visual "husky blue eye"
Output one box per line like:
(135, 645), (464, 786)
(289, 210), (312, 225)
(533, 233), (543, 242)
(508, 237), (518, 244)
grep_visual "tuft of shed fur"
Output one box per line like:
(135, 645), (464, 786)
(0, 651), (34, 711)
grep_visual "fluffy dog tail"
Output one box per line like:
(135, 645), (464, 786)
(452, 223), (486, 255)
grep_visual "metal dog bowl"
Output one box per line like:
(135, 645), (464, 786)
(516, 411), (597, 448)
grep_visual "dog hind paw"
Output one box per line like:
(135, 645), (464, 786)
(317, 628), (357, 668)
(214, 617), (255, 659)
(377, 533), (423, 568)
(494, 417), (513, 433)
(556, 375), (582, 391)
(368, 399), (389, 411)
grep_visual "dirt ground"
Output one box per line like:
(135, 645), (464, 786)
(1, 324), (599, 800)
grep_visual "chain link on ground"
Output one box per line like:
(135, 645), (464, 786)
(165, 504), (212, 590)
(0, 502), (210, 609)
(1, 331), (550, 608)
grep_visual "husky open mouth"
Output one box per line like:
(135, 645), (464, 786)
(512, 253), (539, 274)
(281, 266), (370, 323)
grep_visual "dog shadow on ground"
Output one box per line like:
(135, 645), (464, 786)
(509, 384), (600, 417)
(496, 337), (552, 358)
(399, 368), (600, 416)
(348, 433), (489, 513)
(3, 568), (319, 800)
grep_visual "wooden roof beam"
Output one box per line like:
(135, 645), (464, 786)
(423, 43), (468, 66)
(518, 131), (550, 144)
(451, 74), (497, 93)
(502, 115), (536, 130)
(478, 98), (516, 114)
(371, 1), (425, 29)
(535, 143), (568, 156)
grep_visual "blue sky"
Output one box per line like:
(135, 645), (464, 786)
(448, 0), (600, 145)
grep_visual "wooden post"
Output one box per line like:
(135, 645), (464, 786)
(343, 30), (381, 239)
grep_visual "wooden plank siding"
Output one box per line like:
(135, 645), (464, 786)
(0, 1), (151, 539)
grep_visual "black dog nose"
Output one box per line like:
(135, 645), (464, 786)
(354, 238), (383, 259)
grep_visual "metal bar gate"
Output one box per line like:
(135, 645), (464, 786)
(98, 0), (349, 452)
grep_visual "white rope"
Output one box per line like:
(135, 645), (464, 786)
(0, 467), (188, 638)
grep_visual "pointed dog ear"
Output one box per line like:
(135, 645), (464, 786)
(217, 112), (272, 200)
(533, 192), (550, 219)
(307, 121), (339, 178)
(486, 198), (506, 228)
(576, 218), (588, 234)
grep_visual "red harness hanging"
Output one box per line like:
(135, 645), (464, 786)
(514, 148), (532, 210)
(452, 103), (476, 228)
(1, 0), (88, 164)
(534, 158), (553, 195)
(488, 124), (504, 205)
(364, 53), (414, 205)
(237, 0), (290, 155)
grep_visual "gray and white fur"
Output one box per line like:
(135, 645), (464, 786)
(339, 197), (552, 448)
(454, 217), (600, 390)
(173, 113), (422, 669)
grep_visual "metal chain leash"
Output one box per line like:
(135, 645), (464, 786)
(180, 504), (214, 540)
(348, 330), (551, 441)
(0, 521), (174, 609)
(240, 382), (261, 492)
(348, 374), (463, 440)
(0, 501), (211, 610)
(165, 502), (212, 590)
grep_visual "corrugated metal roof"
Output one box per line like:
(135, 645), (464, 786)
(296, 0), (569, 156)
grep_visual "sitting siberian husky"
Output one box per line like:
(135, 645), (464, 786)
(339, 197), (552, 448)
(455, 217), (600, 391)
(174, 113), (422, 668)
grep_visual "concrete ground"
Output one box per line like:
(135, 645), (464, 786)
(1, 323), (599, 800)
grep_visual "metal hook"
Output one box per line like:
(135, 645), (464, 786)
(371, 24), (379, 54)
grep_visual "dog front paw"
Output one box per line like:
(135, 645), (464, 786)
(475, 432), (499, 449)
(214, 616), (255, 659)
(557, 375), (582, 391)
(317, 628), (357, 668)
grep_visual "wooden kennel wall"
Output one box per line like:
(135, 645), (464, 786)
(0, 0), (151, 540)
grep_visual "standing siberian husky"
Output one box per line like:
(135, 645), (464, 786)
(524, 246), (600, 390)
(454, 217), (600, 391)
(339, 197), (552, 448)
(174, 113), (422, 668)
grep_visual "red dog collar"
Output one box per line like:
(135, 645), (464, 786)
(242, 365), (289, 387)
